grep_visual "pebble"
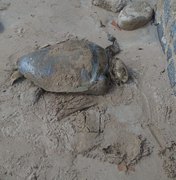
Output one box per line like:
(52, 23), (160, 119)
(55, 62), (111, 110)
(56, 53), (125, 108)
(117, 1), (153, 30)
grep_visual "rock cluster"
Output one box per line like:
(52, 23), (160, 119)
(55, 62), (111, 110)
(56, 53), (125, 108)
(92, 0), (154, 30)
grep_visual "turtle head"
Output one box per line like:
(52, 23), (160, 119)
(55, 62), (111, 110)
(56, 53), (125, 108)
(109, 56), (128, 84)
(106, 34), (128, 84)
(106, 34), (120, 59)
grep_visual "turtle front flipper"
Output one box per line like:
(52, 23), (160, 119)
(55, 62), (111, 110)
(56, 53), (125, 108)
(10, 70), (24, 85)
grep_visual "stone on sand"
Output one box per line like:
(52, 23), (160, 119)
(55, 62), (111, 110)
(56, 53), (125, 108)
(117, 1), (153, 30)
(92, 0), (127, 13)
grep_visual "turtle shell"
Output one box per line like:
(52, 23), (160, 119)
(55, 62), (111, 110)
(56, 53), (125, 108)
(18, 39), (110, 95)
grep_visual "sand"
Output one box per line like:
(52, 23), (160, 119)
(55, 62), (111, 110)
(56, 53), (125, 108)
(0, 0), (176, 179)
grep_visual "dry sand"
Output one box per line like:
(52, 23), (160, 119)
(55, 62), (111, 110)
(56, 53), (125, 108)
(0, 0), (176, 179)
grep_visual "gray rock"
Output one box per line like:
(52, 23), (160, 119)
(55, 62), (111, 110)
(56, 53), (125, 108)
(92, 0), (127, 13)
(117, 1), (153, 30)
(156, 0), (176, 91)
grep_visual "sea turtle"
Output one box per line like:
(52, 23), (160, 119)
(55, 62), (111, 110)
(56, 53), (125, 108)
(10, 37), (128, 95)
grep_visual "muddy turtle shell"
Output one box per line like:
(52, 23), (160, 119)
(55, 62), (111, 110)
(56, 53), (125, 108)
(18, 39), (110, 95)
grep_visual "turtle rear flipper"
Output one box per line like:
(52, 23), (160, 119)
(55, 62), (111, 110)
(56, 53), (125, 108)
(10, 69), (44, 104)
(10, 70), (24, 85)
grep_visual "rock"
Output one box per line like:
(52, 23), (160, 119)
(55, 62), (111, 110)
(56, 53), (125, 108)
(156, 0), (176, 90)
(92, 0), (127, 13)
(117, 1), (153, 30)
